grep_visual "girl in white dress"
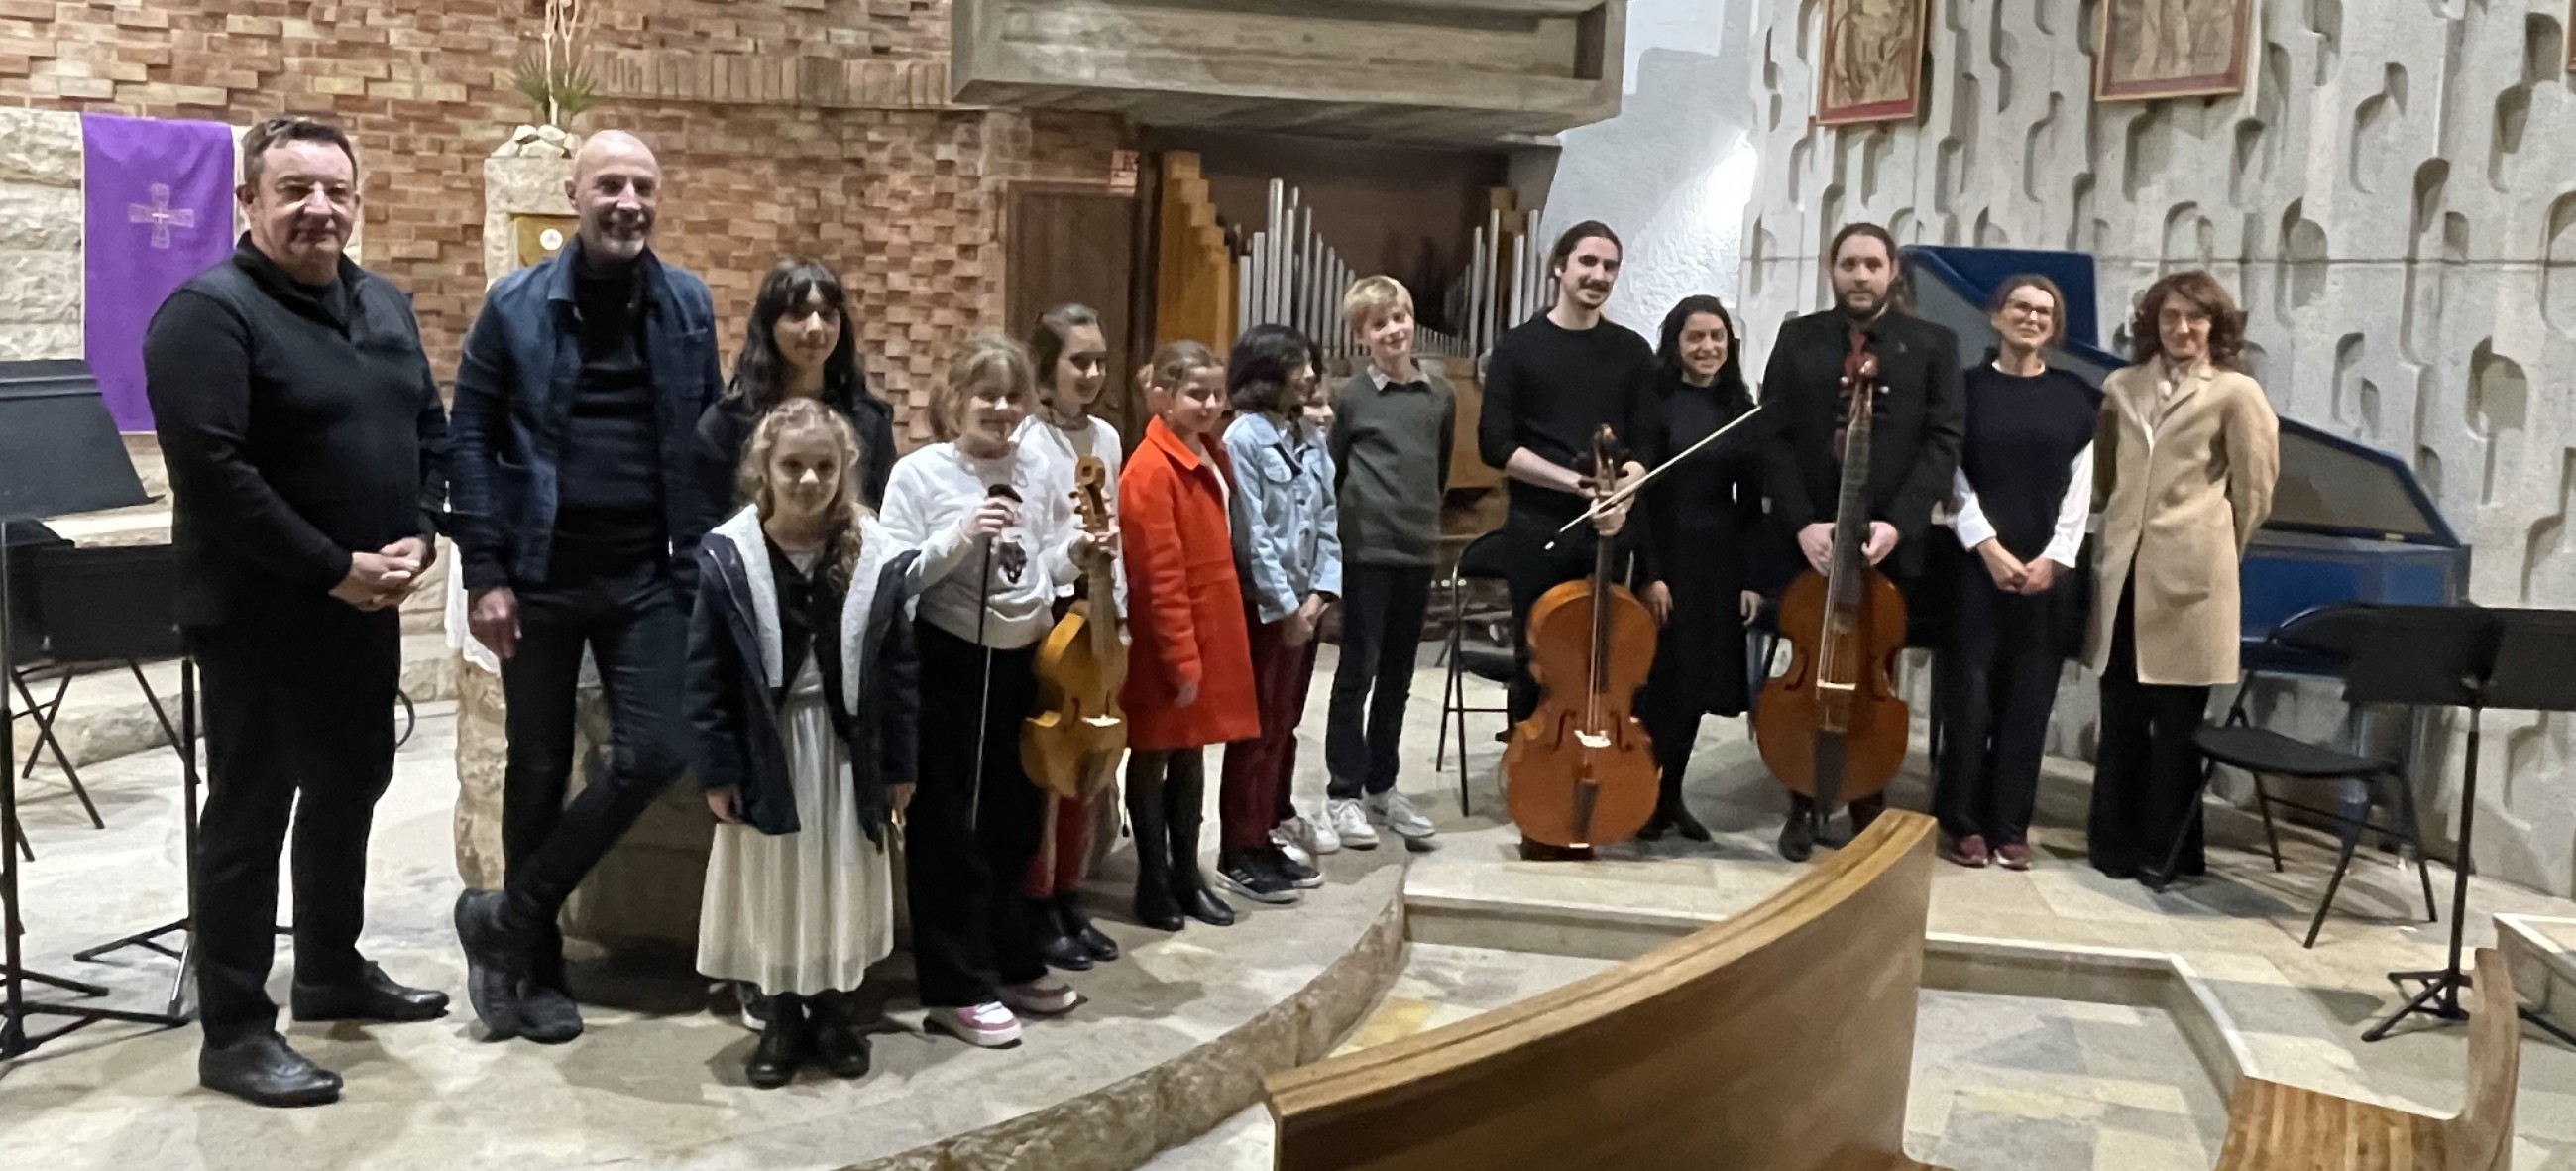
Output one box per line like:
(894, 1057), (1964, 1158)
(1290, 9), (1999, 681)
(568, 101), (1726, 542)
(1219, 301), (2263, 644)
(688, 398), (921, 1088)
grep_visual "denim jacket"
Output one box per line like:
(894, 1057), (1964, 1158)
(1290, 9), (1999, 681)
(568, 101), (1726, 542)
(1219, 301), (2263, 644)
(447, 243), (725, 593)
(1224, 411), (1342, 624)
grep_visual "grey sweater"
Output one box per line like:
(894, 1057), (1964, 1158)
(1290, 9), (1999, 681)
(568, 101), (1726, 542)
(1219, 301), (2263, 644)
(1327, 367), (1455, 567)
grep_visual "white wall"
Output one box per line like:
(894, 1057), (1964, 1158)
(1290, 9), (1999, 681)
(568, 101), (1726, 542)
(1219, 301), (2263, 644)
(1535, 0), (1764, 336)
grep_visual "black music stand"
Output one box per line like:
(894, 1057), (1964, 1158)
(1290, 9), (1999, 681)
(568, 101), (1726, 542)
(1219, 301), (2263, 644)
(2355, 606), (2576, 1042)
(0, 359), (186, 1058)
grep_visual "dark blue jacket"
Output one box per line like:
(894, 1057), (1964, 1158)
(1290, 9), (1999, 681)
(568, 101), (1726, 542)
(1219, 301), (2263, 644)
(447, 244), (724, 593)
(687, 508), (921, 840)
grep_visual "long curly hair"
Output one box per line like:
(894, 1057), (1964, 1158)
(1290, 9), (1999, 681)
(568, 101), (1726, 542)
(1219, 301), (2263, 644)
(737, 398), (870, 591)
(1654, 294), (1749, 403)
(2127, 270), (2246, 371)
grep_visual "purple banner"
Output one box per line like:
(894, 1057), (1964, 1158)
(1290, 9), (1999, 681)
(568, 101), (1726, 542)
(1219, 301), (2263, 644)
(83, 112), (234, 432)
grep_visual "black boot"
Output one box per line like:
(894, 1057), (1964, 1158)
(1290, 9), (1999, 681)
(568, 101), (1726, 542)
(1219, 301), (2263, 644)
(746, 992), (807, 1089)
(1779, 796), (1818, 863)
(1166, 767), (1235, 927)
(1127, 775), (1185, 932)
(809, 992), (872, 1080)
(1059, 894), (1119, 962)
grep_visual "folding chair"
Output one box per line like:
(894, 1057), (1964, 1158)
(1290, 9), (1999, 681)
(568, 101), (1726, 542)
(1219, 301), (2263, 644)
(1433, 530), (1514, 815)
(2159, 602), (2440, 948)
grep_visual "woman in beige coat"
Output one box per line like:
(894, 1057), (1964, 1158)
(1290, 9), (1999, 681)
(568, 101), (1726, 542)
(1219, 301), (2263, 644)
(2085, 272), (2279, 882)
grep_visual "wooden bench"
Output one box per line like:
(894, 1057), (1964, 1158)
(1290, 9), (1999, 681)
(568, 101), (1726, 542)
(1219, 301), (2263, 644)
(1265, 810), (1946, 1171)
(2213, 948), (2519, 1171)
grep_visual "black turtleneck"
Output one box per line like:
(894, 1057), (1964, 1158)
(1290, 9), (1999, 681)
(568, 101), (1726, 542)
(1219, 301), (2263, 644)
(557, 253), (663, 556)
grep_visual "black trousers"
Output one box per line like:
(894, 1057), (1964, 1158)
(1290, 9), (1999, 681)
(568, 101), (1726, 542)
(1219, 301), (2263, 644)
(2087, 579), (2211, 876)
(1933, 565), (2067, 846)
(1502, 512), (1598, 724)
(497, 552), (690, 984)
(906, 622), (1049, 1007)
(1325, 563), (1435, 800)
(191, 603), (400, 1045)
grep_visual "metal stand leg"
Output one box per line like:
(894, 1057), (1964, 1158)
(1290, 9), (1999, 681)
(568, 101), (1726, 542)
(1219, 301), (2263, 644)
(68, 657), (203, 1020)
(2, 539), (188, 1057)
(10, 669), (101, 829)
(2520, 1005), (2576, 1049)
(2365, 706), (2484, 1043)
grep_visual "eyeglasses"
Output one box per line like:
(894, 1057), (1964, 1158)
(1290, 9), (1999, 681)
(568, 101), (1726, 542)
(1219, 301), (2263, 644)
(2003, 303), (2056, 320)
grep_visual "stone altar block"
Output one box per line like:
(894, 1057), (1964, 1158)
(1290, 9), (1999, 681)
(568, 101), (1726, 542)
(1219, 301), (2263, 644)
(451, 129), (712, 957)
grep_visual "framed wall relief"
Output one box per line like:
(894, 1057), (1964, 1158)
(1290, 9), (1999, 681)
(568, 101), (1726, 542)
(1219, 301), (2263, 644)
(2096, 0), (2253, 101)
(1816, 0), (1931, 125)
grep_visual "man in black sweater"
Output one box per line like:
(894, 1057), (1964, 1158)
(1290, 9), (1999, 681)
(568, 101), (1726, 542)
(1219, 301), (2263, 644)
(146, 116), (452, 1108)
(1476, 221), (1646, 860)
(448, 130), (725, 1044)
(1758, 221), (1966, 862)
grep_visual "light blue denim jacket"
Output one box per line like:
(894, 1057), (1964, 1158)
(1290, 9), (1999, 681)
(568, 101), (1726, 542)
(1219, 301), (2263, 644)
(1224, 410), (1343, 625)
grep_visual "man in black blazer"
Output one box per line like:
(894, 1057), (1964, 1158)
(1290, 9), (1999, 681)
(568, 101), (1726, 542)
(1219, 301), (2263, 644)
(1758, 222), (1965, 862)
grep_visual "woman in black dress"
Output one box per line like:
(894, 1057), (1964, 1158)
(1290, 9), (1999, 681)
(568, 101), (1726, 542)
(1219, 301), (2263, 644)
(1934, 275), (2100, 870)
(1632, 295), (1768, 841)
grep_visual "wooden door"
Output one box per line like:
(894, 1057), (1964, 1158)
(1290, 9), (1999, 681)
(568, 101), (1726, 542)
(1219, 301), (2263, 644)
(1007, 186), (1141, 445)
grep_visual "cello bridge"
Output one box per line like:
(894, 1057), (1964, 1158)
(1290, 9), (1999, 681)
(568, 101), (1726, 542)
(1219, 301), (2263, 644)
(1575, 730), (1612, 750)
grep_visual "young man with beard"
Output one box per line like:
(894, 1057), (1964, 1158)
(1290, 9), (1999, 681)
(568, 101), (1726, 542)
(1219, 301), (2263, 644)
(449, 130), (727, 1042)
(1758, 222), (1965, 862)
(146, 116), (452, 1108)
(1475, 221), (1646, 862)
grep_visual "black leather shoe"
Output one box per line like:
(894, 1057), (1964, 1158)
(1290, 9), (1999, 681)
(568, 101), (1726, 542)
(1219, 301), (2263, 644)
(518, 983), (585, 1045)
(1058, 897), (1119, 962)
(291, 961), (450, 1023)
(1778, 813), (1816, 863)
(1636, 810), (1671, 841)
(810, 994), (872, 1080)
(746, 994), (807, 1089)
(1669, 804), (1712, 843)
(1038, 931), (1094, 973)
(199, 1032), (343, 1108)
(453, 889), (527, 1039)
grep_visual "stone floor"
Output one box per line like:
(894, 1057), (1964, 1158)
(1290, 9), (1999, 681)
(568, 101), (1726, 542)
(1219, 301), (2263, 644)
(14, 642), (2576, 1169)
(3, 703), (1404, 1171)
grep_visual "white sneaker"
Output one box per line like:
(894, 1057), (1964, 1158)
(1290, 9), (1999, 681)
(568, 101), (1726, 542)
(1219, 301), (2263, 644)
(1276, 814), (1338, 859)
(1271, 827), (1314, 869)
(1371, 790), (1437, 841)
(999, 977), (1080, 1017)
(929, 1001), (1024, 1047)
(1328, 798), (1379, 850)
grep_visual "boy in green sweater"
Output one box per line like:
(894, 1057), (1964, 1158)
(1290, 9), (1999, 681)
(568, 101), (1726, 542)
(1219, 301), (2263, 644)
(1305, 276), (1453, 854)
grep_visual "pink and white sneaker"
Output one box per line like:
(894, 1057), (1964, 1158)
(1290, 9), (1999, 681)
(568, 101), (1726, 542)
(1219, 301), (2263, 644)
(1000, 977), (1081, 1017)
(928, 1001), (1023, 1048)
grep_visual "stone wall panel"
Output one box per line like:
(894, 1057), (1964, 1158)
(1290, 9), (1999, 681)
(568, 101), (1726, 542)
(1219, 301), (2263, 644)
(1741, 0), (2576, 893)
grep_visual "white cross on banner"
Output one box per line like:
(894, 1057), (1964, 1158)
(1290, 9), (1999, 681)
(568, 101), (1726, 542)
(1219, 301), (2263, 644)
(126, 183), (198, 250)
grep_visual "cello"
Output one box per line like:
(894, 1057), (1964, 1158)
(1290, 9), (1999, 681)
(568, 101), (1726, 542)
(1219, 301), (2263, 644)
(1021, 455), (1127, 849)
(1753, 331), (1910, 840)
(1503, 425), (1660, 851)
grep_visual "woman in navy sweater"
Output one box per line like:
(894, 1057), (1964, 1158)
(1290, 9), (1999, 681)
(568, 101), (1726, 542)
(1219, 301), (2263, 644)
(1934, 276), (2099, 870)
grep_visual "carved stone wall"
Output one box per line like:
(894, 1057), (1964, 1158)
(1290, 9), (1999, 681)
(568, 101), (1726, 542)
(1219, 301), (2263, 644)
(1732, 0), (2576, 893)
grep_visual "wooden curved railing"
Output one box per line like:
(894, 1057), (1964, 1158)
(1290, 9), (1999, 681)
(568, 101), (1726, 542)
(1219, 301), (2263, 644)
(2213, 948), (2520, 1171)
(1266, 811), (1942, 1171)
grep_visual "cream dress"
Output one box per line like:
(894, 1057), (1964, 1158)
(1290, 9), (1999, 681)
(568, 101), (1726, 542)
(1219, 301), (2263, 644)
(696, 549), (897, 996)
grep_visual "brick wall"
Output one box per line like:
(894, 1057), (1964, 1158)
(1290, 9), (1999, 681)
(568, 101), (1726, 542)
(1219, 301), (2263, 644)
(0, 0), (1128, 442)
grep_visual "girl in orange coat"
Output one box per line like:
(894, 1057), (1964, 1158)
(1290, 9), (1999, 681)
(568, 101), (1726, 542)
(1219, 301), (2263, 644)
(1120, 340), (1261, 932)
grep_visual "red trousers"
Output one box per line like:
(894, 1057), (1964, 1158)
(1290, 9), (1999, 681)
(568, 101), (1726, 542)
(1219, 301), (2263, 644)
(1220, 606), (1320, 851)
(1023, 793), (1097, 900)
